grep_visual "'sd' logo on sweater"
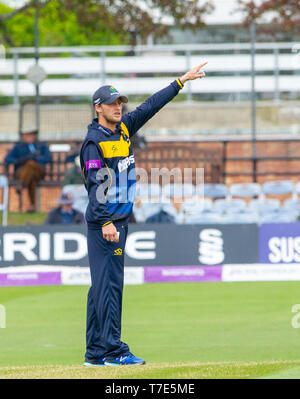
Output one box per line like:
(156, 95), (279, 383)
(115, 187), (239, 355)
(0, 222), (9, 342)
(111, 144), (118, 154)
(85, 159), (101, 170)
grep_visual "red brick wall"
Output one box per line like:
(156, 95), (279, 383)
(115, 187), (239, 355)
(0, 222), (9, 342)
(224, 140), (300, 185)
(8, 185), (62, 213)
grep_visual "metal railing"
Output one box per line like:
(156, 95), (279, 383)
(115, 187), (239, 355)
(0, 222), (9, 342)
(1, 42), (299, 104)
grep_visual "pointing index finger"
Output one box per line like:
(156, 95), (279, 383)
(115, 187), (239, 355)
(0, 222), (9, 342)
(198, 62), (208, 69)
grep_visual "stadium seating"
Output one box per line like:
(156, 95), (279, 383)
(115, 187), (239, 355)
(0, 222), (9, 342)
(221, 210), (259, 224)
(131, 181), (300, 225)
(135, 183), (161, 202)
(283, 198), (300, 212)
(198, 183), (228, 199)
(179, 198), (213, 224)
(229, 182), (261, 199)
(184, 211), (222, 225)
(248, 198), (281, 214)
(135, 183), (170, 222)
(213, 198), (247, 214)
(260, 209), (298, 224)
(161, 183), (195, 200)
(262, 180), (295, 199)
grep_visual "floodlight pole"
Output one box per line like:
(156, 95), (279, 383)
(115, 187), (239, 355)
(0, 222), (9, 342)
(34, 0), (40, 133)
(250, 21), (257, 182)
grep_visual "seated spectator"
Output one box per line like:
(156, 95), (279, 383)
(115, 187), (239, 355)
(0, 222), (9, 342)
(144, 203), (178, 223)
(145, 209), (175, 223)
(62, 156), (83, 186)
(45, 192), (85, 224)
(65, 140), (82, 163)
(4, 127), (52, 213)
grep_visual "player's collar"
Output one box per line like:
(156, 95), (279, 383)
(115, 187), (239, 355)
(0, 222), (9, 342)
(92, 118), (121, 136)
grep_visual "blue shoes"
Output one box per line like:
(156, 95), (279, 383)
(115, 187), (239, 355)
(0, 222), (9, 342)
(83, 357), (106, 366)
(104, 353), (146, 366)
(83, 353), (146, 366)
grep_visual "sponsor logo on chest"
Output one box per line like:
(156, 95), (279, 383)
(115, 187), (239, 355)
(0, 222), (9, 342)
(118, 154), (135, 172)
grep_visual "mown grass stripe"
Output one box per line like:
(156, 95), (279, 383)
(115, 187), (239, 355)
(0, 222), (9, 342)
(1, 360), (300, 379)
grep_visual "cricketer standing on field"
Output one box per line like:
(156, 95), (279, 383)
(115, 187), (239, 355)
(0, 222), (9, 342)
(80, 63), (207, 366)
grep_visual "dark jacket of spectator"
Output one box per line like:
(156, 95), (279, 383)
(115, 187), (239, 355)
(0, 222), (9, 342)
(5, 140), (52, 172)
(45, 207), (85, 224)
(145, 210), (175, 223)
(45, 192), (85, 224)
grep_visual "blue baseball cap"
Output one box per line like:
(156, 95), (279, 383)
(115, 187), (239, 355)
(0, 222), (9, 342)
(93, 85), (128, 105)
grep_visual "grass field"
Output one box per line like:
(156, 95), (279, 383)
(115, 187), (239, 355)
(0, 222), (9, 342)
(1, 281), (300, 379)
(6, 211), (47, 225)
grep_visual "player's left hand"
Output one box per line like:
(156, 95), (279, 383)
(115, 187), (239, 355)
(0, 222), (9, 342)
(180, 62), (207, 84)
(102, 222), (119, 243)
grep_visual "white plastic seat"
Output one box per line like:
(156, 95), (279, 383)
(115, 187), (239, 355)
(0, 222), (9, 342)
(262, 180), (294, 196)
(180, 198), (213, 215)
(260, 210), (298, 224)
(162, 183), (195, 199)
(283, 199), (300, 213)
(184, 212), (222, 224)
(135, 183), (149, 198)
(135, 183), (161, 202)
(229, 182), (261, 198)
(213, 198), (247, 214)
(249, 198), (280, 214)
(180, 199), (213, 224)
(197, 183), (228, 199)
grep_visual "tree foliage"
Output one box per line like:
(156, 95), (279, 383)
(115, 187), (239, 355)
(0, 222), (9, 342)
(0, 1), (129, 46)
(0, 0), (214, 46)
(1, 0), (298, 47)
(237, 0), (300, 34)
